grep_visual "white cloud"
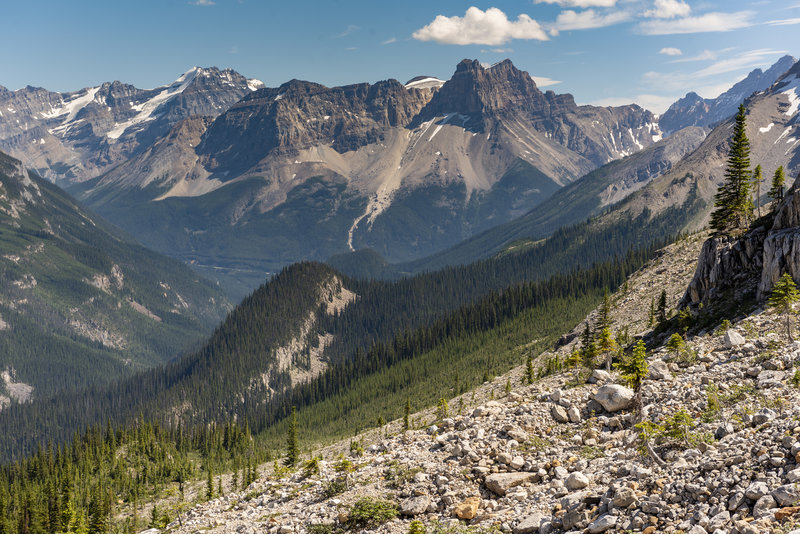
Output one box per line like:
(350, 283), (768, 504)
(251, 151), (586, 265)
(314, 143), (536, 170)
(189, 0), (214, 5)
(638, 11), (754, 34)
(336, 25), (360, 38)
(381, 37), (398, 45)
(532, 76), (562, 87)
(644, 0), (690, 19)
(551, 9), (631, 32)
(659, 47), (682, 56)
(668, 49), (720, 63)
(766, 18), (800, 26)
(533, 0), (617, 7)
(412, 7), (548, 45)
(641, 49), (786, 94)
(481, 47), (515, 53)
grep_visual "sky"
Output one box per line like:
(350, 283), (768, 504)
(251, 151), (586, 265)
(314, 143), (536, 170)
(1, 0), (798, 114)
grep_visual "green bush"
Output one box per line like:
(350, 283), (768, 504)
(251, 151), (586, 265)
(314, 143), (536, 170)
(322, 477), (348, 498)
(345, 497), (399, 529)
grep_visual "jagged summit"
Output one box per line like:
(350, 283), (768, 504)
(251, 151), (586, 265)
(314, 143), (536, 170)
(660, 55), (797, 134)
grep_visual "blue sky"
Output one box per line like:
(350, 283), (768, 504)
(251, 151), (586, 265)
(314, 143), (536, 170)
(1, 0), (798, 113)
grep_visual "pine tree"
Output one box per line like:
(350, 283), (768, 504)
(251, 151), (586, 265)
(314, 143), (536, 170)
(580, 323), (596, 367)
(666, 333), (685, 359)
(710, 104), (753, 235)
(525, 354), (535, 385)
(597, 291), (612, 332)
(769, 166), (786, 207)
(206, 468), (213, 501)
(284, 406), (299, 467)
(403, 398), (411, 431)
(596, 326), (618, 371)
(768, 272), (800, 341)
(616, 340), (649, 413)
(657, 290), (667, 324)
(752, 164), (764, 218)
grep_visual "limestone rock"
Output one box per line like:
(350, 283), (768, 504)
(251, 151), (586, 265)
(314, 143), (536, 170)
(565, 472), (589, 490)
(648, 359), (672, 380)
(592, 384), (634, 412)
(723, 330), (745, 348)
(453, 496), (480, 519)
(550, 404), (569, 423)
(485, 472), (536, 496)
(587, 514), (617, 533)
(400, 494), (431, 516)
(773, 484), (800, 507)
(514, 513), (545, 534)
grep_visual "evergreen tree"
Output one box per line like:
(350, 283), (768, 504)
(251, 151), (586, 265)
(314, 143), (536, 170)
(666, 333), (685, 359)
(580, 323), (596, 367)
(657, 290), (668, 324)
(284, 406), (299, 467)
(768, 272), (800, 341)
(87, 487), (107, 534)
(752, 164), (764, 218)
(403, 398), (410, 431)
(769, 166), (786, 207)
(525, 354), (535, 385)
(710, 104), (753, 234)
(597, 291), (612, 332)
(648, 298), (655, 327)
(206, 468), (214, 501)
(616, 340), (649, 414)
(596, 327), (618, 371)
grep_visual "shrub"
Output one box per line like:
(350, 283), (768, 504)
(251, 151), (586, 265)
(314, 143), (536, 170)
(408, 520), (427, 534)
(345, 497), (398, 529)
(322, 477), (348, 498)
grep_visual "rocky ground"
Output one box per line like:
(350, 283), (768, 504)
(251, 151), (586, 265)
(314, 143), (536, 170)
(155, 232), (800, 534)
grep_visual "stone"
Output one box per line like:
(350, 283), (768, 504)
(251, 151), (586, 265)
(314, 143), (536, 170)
(787, 468), (800, 483)
(773, 484), (800, 507)
(587, 514), (617, 533)
(400, 495), (431, 516)
(758, 370), (785, 388)
(453, 496), (480, 520)
(753, 494), (777, 519)
(510, 456), (525, 470)
(707, 510), (730, 531)
(550, 404), (569, 423)
(589, 369), (612, 384)
(565, 472), (589, 490)
(567, 406), (581, 423)
(497, 452), (513, 465)
(723, 330), (745, 348)
(592, 384), (634, 412)
(561, 508), (591, 530)
(485, 472), (536, 496)
(612, 486), (636, 508)
(715, 422), (734, 439)
(776, 507), (800, 520)
(514, 513), (545, 534)
(648, 359), (671, 380)
(745, 480), (770, 500)
(752, 408), (777, 425)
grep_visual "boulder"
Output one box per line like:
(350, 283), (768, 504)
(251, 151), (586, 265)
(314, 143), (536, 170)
(589, 369), (612, 384)
(550, 405), (569, 423)
(587, 514), (617, 533)
(514, 513), (545, 534)
(485, 472), (537, 496)
(773, 484), (800, 507)
(592, 384), (634, 412)
(648, 359), (672, 380)
(723, 330), (745, 348)
(565, 472), (589, 490)
(400, 495), (431, 516)
(453, 496), (480, 519)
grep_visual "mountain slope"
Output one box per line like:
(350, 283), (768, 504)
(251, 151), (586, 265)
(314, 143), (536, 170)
(71, 59), (660, 296)
(0, 67), (262, 182)
(659, 55), (796, 134)
(0, 151), (231, 401)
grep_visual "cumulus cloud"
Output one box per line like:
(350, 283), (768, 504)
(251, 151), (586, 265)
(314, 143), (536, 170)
(550, 9), (631, 32)
(659, 47), (682, 56)
(638, 11), (754, 34)
(412, 7), (548, 45)
(644, 0), (691, 19)
(533, 0), (617, 6)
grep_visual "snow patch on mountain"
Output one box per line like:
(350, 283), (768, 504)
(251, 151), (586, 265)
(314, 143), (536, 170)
(781, 74), (800, 117)
(760, 123), (775, 133)
(107, 67), (202, 140)
(247, 79), (265, 92)
(40, 86), (101, 122)
(404, 77), (445, 90)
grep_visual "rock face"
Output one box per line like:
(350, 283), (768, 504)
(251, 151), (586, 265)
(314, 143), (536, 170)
(683, 183), (800, 308)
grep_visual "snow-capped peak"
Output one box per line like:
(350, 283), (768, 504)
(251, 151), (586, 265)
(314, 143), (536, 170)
(404, 77), (445, 91)
(247, 79), (265, 92)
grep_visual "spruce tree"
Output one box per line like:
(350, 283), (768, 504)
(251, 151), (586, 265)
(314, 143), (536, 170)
(752, 164), (763, 218)
(666, 333), (685, 359)
(403, 398), (411, 431)
(616, 340), (649, 414)
(596, 326), (618, 371)
(768, 272), (800, 341)
(769, 166), (786, 207)
(284, 406), (299, 467)
(710, 104), (753, 235)
(657, 290), (668, 324)
(525, 354), (535, 385)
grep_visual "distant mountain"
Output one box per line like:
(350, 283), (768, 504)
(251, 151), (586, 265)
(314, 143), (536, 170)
(659, 55), (796, 134)
(0, 67), (262, 182)
(71, 59), (661, 297)
(0, 151), (231, 403)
